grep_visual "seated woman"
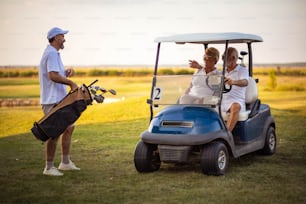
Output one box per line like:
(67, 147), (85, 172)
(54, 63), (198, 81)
(179, 47), (220, 104)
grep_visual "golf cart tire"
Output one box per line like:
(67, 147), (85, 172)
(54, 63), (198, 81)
(260, 126), (276, 155)
(134, 141), (161, 173)
(200, 142), (229, 176)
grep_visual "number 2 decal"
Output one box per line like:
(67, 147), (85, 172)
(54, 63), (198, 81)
(153, 87), (162, 100)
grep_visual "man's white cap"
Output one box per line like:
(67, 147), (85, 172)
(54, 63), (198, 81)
(47, 27), (69, 40)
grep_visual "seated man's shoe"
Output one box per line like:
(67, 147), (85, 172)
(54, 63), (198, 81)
(43, 167), (64, 176)
(58, 160), (80, 171)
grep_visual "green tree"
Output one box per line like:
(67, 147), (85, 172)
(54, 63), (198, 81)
(268, 69), (277, 90)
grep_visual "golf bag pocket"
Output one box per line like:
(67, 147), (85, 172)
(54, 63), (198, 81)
(31, 85), (92, 142)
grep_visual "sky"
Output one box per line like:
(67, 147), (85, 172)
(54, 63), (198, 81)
(0, 0), (305, 66)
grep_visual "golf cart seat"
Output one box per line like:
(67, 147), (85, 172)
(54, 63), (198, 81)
(222, 77), (260, 121)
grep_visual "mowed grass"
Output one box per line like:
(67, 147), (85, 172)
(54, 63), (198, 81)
(0, 73), (306, 203)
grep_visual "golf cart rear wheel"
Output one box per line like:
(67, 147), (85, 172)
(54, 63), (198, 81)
(200, 142), (229, 176)
(134, 141), (161, 173)
(260, 126), (276, 155)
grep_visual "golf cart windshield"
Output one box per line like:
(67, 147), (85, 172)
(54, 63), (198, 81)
(152, 74), (223, 107)
(148, 32), (263, 120)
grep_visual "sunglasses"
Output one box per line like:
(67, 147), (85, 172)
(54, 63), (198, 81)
(203, 55), (214, 61)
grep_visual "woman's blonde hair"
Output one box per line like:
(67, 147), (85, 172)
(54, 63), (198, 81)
(206, 47), (220, 64)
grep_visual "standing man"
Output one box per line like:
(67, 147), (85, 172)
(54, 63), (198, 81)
(222, 47), (249, 132)
(39, 27), (80, 176)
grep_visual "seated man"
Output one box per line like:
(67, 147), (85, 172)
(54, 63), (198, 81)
(179, 47), (220, 104)
(222, 47), (249, 132)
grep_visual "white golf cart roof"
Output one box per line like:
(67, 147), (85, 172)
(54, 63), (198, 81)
(154, 32), (263, 44)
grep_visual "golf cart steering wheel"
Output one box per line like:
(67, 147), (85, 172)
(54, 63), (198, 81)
(223, 77), (232, 93)
(223, 83), (232, 93)
(206, 75), (232, 93)
(206, 75), (221, 91)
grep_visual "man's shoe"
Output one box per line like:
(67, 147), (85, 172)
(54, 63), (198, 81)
(43, 167), (64, 176)
(58, 160), (80, 171)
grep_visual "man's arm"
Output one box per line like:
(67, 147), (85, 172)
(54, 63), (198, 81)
(48, 71), (78, 90)
(225, 78), (248, 87)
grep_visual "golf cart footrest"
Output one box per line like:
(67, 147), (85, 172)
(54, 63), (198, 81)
(158, 145), (191, 163)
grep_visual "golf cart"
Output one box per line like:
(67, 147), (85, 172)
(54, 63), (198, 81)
(133, 32), (276, 175)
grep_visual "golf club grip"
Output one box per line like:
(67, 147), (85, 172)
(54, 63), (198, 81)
(88, 79), (98, 87)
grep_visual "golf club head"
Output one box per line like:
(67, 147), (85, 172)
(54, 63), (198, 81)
(99, 87), (107, 93)
(90, 89), (96, 95)
(109, 89), (116, 95)
(94, 94), (104, 103)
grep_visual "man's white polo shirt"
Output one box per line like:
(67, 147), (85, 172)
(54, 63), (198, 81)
(39, 45), (67, 105)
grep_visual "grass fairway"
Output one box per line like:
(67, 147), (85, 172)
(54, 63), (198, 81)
(0, 75), (306, 203)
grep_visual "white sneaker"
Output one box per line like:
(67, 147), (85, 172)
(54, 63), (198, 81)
(43, 167), (64, 176)
(58, 160), (80, 171)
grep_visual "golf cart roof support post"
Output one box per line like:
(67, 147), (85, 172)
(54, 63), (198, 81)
(154, 43), (161, 76)
(222, 41), (229, 76)
(248, 42), (253, 77)
(149, 42), (161, 121)
(219, 40), (229, 131)
(204, 43), (208, 51)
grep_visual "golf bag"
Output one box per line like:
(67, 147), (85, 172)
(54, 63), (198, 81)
(31, 85), (92, 142)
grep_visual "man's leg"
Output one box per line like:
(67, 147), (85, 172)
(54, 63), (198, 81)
(45, 137), (59, 168)
(42, 104), (63, 176)
(61, 124), (74, 164)
(58, 124), (80, 170)
(226, 103), (241, 132)
(43, 137), (63, 176)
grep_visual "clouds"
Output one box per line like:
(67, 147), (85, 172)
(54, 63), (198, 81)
(0, 0), (305, 65)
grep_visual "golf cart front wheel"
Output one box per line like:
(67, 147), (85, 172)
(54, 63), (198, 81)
(200, 142), (229, 176)
(134, 141), (161, 173)
(260, 126), (276, 155)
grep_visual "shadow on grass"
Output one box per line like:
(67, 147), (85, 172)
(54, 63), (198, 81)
(0, 116), (305, 203)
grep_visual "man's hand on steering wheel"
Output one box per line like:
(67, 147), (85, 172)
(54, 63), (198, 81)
(223, 77), (232, 93)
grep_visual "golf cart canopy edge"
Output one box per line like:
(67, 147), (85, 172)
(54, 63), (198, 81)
(154, 32), (263, 44)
